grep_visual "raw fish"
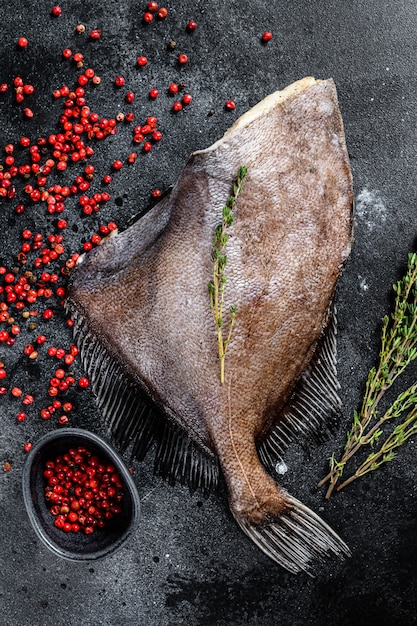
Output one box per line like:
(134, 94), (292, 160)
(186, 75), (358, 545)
(67, 77), (353, 574)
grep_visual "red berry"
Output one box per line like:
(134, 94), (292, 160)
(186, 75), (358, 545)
(137, 56), (148, 66)
(149, 88), (159, 99)
(178, 53), (188, 65)
(79, 377), (89, 388)
(143, 12), (153, 23)
(168, 83), (178, 95)
(125, 91), (135, 104)
(187, 20), (197, 31)
(23, 108), (33, 118)
(225, 100), (236, 110)
(18, 37), (28, 48)
(262, 31), (273, 42)
(24, 442), (32, 453)
(147, 1), (158, 10)
(157, 7), (168, 18)
(51, 5), (62, 16)
(90, 29), (101, 40)
(182, 93), (192, 105)
(114, 75), (125, 88)
(172, 101), (183, 112)
(112, 160), (123, 171)
(62, 48), (72, 59)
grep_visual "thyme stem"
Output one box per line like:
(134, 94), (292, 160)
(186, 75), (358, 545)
(208, 166), (247, 384)
(319, 252), (417, 497)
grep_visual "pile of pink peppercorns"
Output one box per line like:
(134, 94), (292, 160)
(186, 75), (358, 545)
(1, 2), (272, 476)
(44, 445), (124, 534)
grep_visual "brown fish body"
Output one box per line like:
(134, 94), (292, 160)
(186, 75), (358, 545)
(68, 77), (353, 572)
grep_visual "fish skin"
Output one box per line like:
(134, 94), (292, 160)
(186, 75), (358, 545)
(68, 77), (353, 570)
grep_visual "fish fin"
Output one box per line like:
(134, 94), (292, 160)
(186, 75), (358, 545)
(258, 306), (341, 470)
(154, 420), (219, 496)
(233, 492), (350, 575)
(69, 307), (158, 458)
(68, 305), (219, 495)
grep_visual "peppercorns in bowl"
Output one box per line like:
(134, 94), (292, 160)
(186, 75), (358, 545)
(22, 428), (140, 561)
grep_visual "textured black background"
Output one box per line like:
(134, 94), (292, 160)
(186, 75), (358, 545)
(1, 1), (417, 624)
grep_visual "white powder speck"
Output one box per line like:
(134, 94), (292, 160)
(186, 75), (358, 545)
(355, 188), (387, 232)
(358, 276), (369, 292)
(275, 460), (288, 475)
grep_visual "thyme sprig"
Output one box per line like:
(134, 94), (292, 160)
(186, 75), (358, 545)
(318, 251), (417, 497)
(208, 166), (247, 384)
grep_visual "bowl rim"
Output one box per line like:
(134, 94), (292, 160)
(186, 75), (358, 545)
(22, 427), (141, 561)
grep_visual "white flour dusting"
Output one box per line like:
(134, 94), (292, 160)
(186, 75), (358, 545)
(355, 188), (387, 232)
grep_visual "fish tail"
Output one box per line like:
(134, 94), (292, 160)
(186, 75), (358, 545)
(232, 492), (350, 576)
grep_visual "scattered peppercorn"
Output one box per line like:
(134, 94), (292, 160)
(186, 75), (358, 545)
(112, 160), (123, 171)
(262, 31), (273, 42)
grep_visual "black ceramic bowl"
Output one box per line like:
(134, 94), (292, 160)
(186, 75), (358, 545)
(22, 428), (140, 561)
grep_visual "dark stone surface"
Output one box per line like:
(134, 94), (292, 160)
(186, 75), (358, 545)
(1, 0), (417, 624)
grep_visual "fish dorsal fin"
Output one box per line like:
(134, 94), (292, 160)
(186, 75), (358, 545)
(258, 306), (341, 470)
(68, 305), (219, 495)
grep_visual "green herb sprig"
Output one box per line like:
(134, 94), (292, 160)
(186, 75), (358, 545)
(208, 166), (247, 384)
(319, 252), (417, 497)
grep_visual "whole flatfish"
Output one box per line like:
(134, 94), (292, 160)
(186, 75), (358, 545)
(67, 77), (353, 574)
